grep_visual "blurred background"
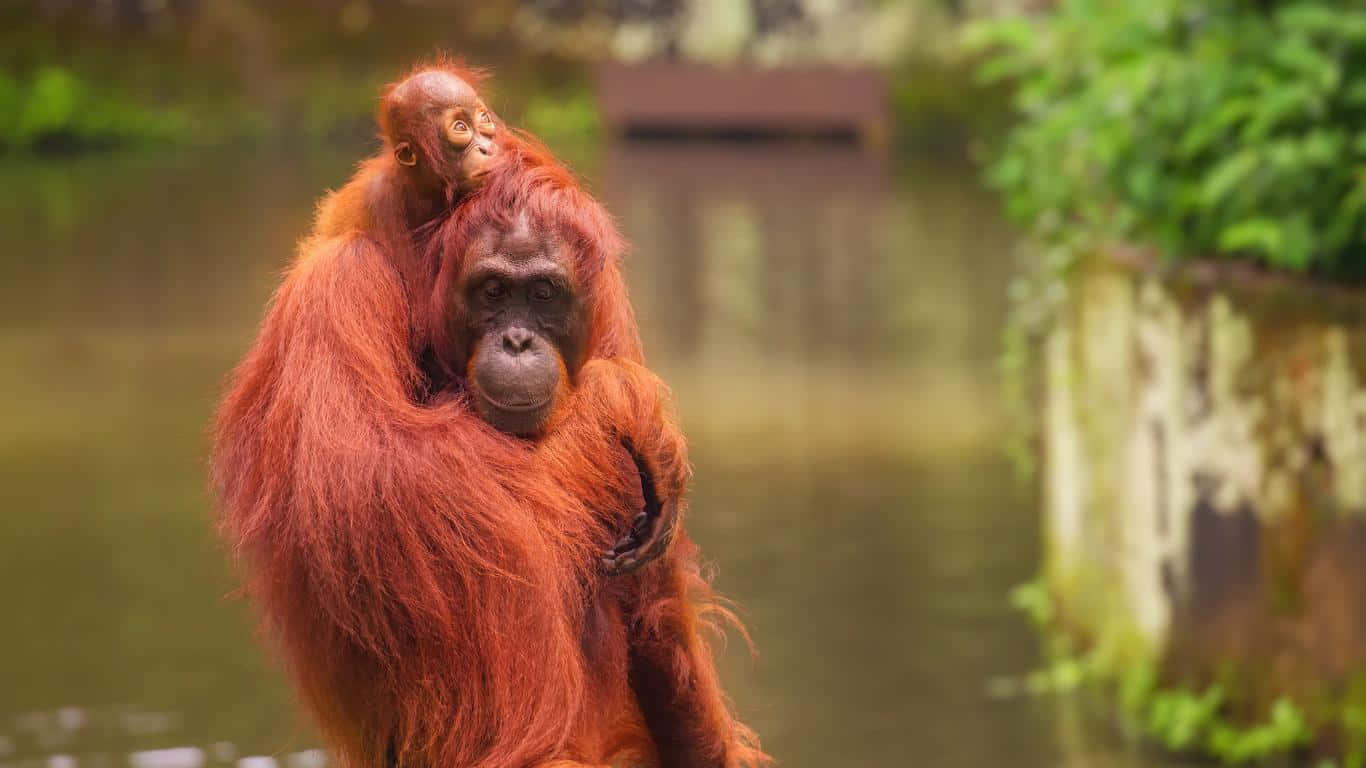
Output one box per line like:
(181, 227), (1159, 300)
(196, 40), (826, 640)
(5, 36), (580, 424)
(5, 1), (1366, 767)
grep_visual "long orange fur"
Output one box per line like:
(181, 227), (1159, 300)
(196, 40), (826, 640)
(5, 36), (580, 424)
(213, 60), (767, 768)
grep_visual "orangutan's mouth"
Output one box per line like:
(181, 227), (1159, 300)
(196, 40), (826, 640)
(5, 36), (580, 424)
(481, 394), (550, 413)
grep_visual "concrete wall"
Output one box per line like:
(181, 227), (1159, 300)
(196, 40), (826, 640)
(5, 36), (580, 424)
(1043, 256), (1366, 695)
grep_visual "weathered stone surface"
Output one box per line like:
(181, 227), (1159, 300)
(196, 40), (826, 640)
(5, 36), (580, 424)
(1044, 255), (1366, 689)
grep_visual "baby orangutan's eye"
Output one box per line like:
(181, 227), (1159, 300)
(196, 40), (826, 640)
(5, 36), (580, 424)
(476, 111), (496, 137)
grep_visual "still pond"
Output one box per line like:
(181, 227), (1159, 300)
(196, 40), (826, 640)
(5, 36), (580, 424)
(0, 142), (1181, 768)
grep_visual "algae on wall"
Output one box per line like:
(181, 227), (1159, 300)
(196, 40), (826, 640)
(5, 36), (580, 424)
(1042, 258), (1366, 703)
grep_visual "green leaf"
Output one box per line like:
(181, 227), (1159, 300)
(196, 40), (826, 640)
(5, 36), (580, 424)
(1219, 218), (1283, 257)
(1179, 98), (1255, 159)
(977, 52), (1036, 84)
(1269, 36), (1340, 93)
(1302, 129), (1346, 166)
(1201, 152), (1260, 209)
(17, 67), (84, 145)
(1241, 83), (1321, 142)
(961, 17), (1038, 54)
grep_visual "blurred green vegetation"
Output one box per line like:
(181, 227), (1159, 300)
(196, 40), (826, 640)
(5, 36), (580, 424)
(1010, 581), (1330, 766)
(0, 1), (605, 152)
(0, 1), (1013, 154)
(0, 68), (191, 150)
(890, 55), (1012, 150)
(971, 0), (1366, 277)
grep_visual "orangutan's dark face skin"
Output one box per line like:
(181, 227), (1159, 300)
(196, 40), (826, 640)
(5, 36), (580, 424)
(457, 218), (588, 437)
(387, 70), (501, 196)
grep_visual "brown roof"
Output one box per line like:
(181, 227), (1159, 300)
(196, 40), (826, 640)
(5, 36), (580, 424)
(595, 61), (888, 144)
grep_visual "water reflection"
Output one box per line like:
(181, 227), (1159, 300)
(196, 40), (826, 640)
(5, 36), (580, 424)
(0, 143), (1173, 767)
(599, 143), (1047, 766)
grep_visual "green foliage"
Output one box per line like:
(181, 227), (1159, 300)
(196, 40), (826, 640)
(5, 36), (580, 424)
(1147, 686), (1226, 752)
(1137, 684), (1309, 763)
(1207, 698), (1312, 764)
(889, 56), (1011, 148)
(1010, 580), (1315, 764)
(521, 88), (602, 149)
(1008, 577), (1054, 627)
(968, 0), (1366, 276)
(0, 67), (190, 150)
(299, 76), (383, 141)
(1335, 674), (1366, 768)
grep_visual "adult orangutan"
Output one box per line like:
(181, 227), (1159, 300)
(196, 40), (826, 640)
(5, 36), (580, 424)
(291, 59), (663, 559)
(213, 60), (766, 767)
(425, 160), (770, 767)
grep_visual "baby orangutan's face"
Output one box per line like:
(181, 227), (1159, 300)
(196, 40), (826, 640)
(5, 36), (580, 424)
(387, 70), (501, 194)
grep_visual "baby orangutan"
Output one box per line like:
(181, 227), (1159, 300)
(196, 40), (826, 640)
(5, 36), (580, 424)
(309, 61), (509, 360)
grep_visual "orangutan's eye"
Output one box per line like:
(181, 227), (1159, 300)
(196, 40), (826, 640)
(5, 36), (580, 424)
(530, 281), (557, 303)
(483, 281), (507, 301)
(452, 120), (470, 133)
(479, 111), (492, 124)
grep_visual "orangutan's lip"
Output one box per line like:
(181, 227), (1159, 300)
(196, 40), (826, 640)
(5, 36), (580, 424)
(481, 394), (550, 413)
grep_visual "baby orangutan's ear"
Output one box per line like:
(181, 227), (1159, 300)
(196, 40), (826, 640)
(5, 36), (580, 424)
(394, 142), (418, 167)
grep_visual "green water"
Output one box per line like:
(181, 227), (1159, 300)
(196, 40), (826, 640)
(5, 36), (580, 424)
(0, 143), (1169, 767)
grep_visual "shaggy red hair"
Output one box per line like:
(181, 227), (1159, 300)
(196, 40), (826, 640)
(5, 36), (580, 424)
(214, 61), (765, 768)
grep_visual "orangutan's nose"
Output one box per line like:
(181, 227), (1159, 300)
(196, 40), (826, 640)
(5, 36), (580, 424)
(501, 327), (533, 354)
